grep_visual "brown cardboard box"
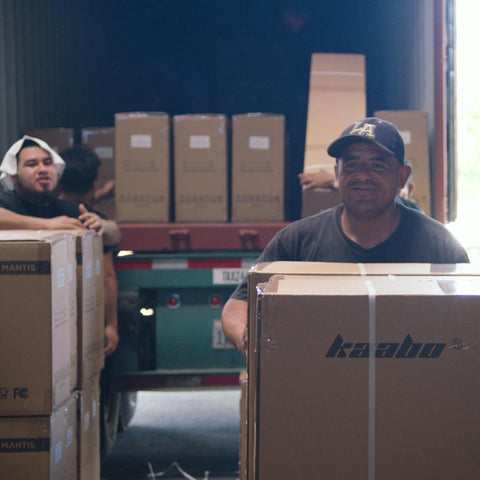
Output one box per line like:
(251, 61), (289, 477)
(303, 53), (366, 172)
(246, 262), (480, 480)
(0, 231), (76, 416)
(374, 110), (431, 215)
(239, 370), (248, 480)
(81, 127), (116, 220)
(231, 114), (285, 222)
(24, 127), (74, 153)
(78, 375), (100, 480)
(0, 393), (78, 480)
(115, 112), (170, 222)
(173, 114), (228, 222)
(251, 274), (480, 479)
(301, 187), (342, 217)
(74, 231), (105, 387)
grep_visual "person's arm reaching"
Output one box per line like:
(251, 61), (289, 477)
(0, 207), (83, 230)
(221, 297), (248, 357)
(78, 204), (121, 246)
(103, 251), (119, 356)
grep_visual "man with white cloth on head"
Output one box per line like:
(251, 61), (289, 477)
(0, 135), (120, 246)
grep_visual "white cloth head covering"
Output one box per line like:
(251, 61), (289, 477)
(0, 135), (65, 190)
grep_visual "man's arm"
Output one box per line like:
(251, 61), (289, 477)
(0, 207), (83, 230)
(221, 298), (248, 356)
(103, 251), (119, 356)
(78, 204), (121, 246)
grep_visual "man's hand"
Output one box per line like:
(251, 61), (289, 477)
(78, 203), (104, 235)
(44, 215), (84, 230)
(104, 324), (119, 356)
(94, 179), (115, 203)
(298, 169), (336, 190)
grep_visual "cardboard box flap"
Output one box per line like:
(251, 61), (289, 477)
(251, 261), (480, 276)
(265, 274), (480, 297)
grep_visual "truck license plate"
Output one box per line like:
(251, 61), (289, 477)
(212, 268), (249, 285)
(212, 319), (235, 349)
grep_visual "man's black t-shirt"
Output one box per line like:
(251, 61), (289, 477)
(231, 203), (469, 301)
(0, 189), (83, 219)
(0, 190), (113, 252)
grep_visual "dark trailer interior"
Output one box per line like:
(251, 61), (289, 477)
(0, 0), (455, 221)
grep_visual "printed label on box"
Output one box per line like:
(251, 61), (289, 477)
(86, 260), (92, 279)
(55, 441), (62, 464)
(66, 426), (73, 447)
(400, 130), (412, 144)
(249, 136), (270, 150)
(130, 134), (152, 148)
(94, 146), (114, 159)
(189, 135), (211, 149)
(57, 267), (65, 288)
(84, 411), (90, 431)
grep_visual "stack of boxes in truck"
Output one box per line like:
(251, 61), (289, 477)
(27, 108), (287, 223)
(231, 114), (285, 222)
(240, 262), (480, 480)
(0, 230), (105, 480)
(173, 114), (228, 222)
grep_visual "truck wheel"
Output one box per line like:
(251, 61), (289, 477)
(100, 375), (121, 459)
(118, 391), (138, 433)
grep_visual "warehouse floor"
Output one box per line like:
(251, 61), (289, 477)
(101, 389), (241, 480)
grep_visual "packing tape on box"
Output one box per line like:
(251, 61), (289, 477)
(365, 279), (376, 480)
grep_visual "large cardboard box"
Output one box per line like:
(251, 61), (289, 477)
(115, 112), (170, 222)
(0, 231), (76, 416)
(301, 187), (342, 217)
(174, 114), (228, 222)
(0, 393), (78, 480)
(246, 261), (480, 480)
(74, 231), (105, 387)
(303, 53), (366, 172)
(374, 110), (431, 215)
(78, 374), (100, 480)
(24, 127), (74, 153)
(252, 274), (480, 479)
(239, 370), (248, 480)
(231, 114), (285, 222)
(81, 126), (116, 220)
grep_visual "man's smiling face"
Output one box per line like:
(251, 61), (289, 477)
(335, 142), (410, 219)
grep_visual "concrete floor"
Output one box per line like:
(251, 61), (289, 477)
(101, 389), (241, 480)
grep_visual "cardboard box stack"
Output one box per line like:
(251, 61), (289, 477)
(244, 263), (480, 479)
(231, 114), (285, 222)
(24, 127), (74, 153)
(0, 230), (105, 479)
(78, 375), (101, 480)
(81, 127), (116, 220)
(74, 230), (105, 387)
(0, 395), (78, 480)
(115, 112), (171, 222)
(302, 53), (366, 217)
(173, 114), (228, 222)
(74, 231), (104, 480)
(374, 110), (431, 215)
(0, 231), (78, 479)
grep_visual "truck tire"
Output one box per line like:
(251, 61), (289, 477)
(118, 391), (138, 433)
(100, 373), (121, 459)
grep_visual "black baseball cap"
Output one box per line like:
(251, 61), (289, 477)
(327, 117), (405, 164)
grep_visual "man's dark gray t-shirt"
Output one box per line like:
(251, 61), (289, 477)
(231, 203), (469, 301)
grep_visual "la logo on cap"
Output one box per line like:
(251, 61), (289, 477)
(349, 121), (376, 138)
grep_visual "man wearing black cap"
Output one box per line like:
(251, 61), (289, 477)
(222, 117), (469, 355)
